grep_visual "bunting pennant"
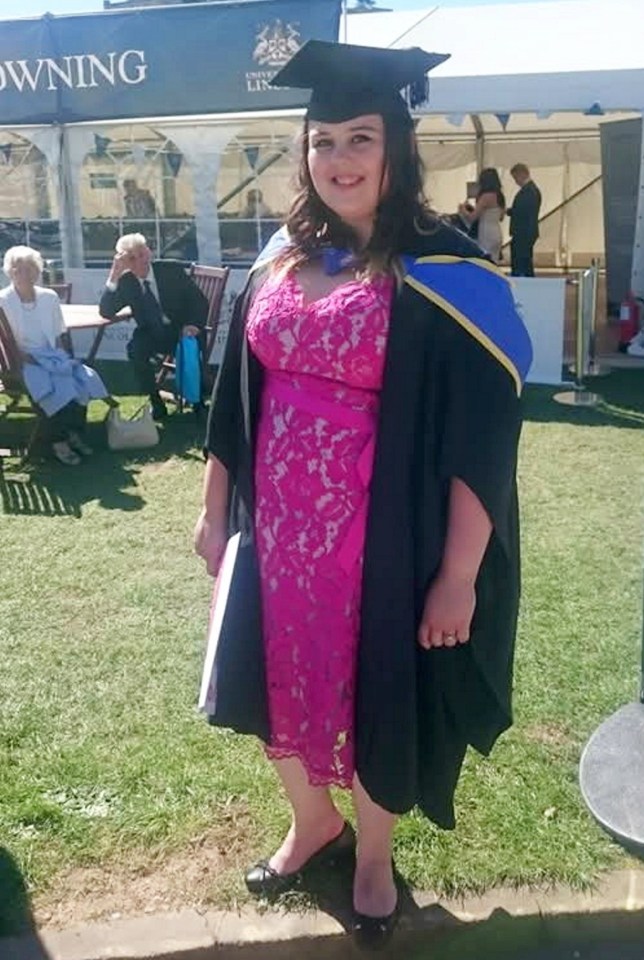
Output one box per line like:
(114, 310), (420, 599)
(0, 143), (12, 164)
(244, 145), (260, 170)
(166, 151), (183, 177)
(94, 134), (111, 157)
(495, 113), (511, 131)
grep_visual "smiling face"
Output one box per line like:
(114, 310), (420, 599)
(307, 113), (387, 247)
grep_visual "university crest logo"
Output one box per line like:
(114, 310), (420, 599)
(253, 20), (301, 69)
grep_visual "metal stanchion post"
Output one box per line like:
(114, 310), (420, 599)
(555, 267), (600, 407)
(585, 258), (609, 377)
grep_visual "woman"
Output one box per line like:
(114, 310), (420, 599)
(459, 167), (506, 262)
(1, 245), (100, 465)
(194, 42), (532, 950)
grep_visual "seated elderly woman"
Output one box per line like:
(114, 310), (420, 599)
(0, 245), (107, 466)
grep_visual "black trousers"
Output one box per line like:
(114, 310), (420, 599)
(510, 238), (536, 277)
(37, 401), (87, 443)
(126, 325), (178, 398)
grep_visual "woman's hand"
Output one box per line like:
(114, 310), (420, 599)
(419, 478), (490, 649)
(417, 571), (476, 650)
(194, 509), (228, 578)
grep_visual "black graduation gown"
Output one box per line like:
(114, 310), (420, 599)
(204, 223), (524, 829)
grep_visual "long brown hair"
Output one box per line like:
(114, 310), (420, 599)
(276, 107), (437, 275)
(477, 167), (506, 211)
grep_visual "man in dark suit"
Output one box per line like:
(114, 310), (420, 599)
(99, 233), (207, 419)
(508, 163), (542, 277)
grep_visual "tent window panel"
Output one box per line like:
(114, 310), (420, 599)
(81, 219), (120, 266)
(217, 121), (298, 265)
(218, 146), (292, 217)
(0, 136), (60, 261)
(419, 141), (477, 222)
(561, 181), (605, 267)
(159, 220), (198, 262)
(80, 125), (195, 266)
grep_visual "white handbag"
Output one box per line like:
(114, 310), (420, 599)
(106, 404), (159, 450)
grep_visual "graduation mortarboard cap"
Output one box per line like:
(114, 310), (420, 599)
(269, 40), (450, 124)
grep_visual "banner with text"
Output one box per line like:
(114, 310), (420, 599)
(0, 0), (341, 125)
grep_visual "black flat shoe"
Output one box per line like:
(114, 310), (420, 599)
(244, 858), (295, 896)
(352, 899), (400, 952)
(244, 820), (355, 896)
(151, 400), (168, 421)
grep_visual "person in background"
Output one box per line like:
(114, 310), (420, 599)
(195, 41), (532, 951)
(507, 163), (542, 277)
(240, 188), (275, 220)
(458, 167), (506, 263)
(0, 245), (105, 466)
(123, 179), (158, 219)
(99, 233), (208, 420)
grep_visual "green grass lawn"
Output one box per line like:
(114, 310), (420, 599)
(1, 364), (643, 934)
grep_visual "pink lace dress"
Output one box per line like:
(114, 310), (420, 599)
(246, 269), (394, 787)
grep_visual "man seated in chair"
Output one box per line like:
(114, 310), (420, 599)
(99, 233), (208, 420)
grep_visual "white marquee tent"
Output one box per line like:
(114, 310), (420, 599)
(0, 0), (642, 301)
(350, 0), (643, 116)
(347, 0), (644, 282)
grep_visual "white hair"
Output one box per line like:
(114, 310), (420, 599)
(115, 233), (148, 255)
(3, 245), (44, 279)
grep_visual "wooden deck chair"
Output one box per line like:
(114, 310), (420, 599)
(0, 307), (40, 458)
(47, 282), (72, 304)
(156, 263), (230, 407)
(0, 301), (111, 462)
(191, 264), (230, 387)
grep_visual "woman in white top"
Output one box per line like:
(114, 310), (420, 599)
(0, 245), (92, 465)
(458, 168), (506, 263)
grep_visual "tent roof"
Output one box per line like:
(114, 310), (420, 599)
(347, 0), (644, 114)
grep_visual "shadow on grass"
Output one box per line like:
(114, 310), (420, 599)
(0, 396), (206, 519)
(2, 363), (641, 519)
(0, 848), (50, 956)
(523, 368), (644, 430)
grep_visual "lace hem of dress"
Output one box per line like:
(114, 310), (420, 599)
(264, 746), (354, 790)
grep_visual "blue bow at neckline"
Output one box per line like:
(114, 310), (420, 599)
(320, 247), (359, 276)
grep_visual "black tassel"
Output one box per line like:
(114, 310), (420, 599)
(406, 76), (430, 109)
